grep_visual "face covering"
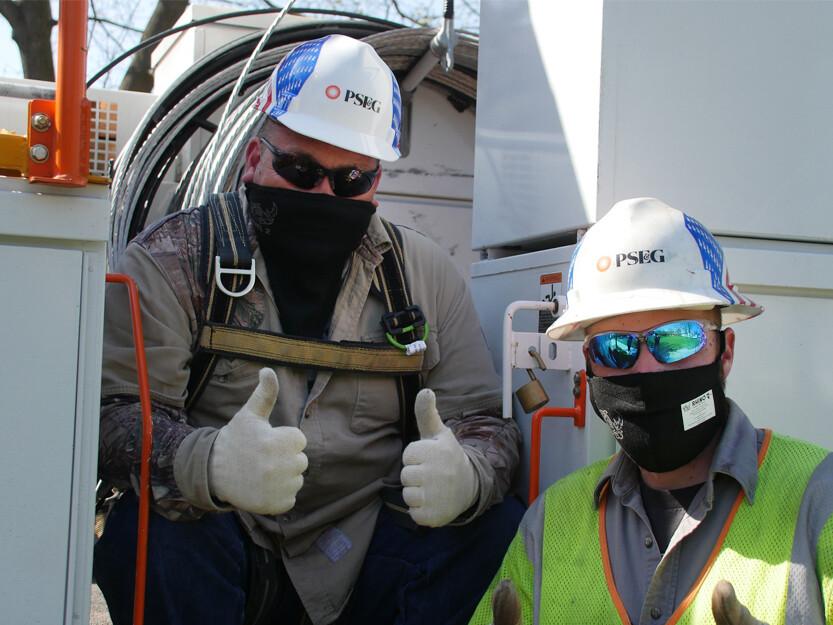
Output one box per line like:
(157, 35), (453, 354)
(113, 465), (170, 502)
(588, 359), (728, 472)
(245, 183), (375, 338)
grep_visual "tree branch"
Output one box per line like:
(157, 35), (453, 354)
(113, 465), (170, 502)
(460, 0), (479, 17)
(389, 0), (433, 27)
(0, 0), (55, 80)
(90, 15), (144, 34)
(0, 0), (23, 28)
(120, 0), (189, 92)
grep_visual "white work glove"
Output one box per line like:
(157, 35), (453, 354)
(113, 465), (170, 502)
(400, 388), (479, 527)
(208, 368), (308, 515)
(491, 579), (521, 625)
(712, 580), (768, 625)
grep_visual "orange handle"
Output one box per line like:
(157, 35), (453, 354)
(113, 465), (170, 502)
(106, 273), (152, 625)
(528, 370), (587, 504)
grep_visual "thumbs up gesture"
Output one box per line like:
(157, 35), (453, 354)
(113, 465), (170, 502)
(208, 368), (308, 515)
(400, 388), (479, 527)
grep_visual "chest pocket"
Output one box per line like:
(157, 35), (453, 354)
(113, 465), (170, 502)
(350, 329), (440, 434)
(193, 357), (261, 427)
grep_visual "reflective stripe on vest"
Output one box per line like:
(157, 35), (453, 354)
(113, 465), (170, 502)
(540, 431), (828, 624)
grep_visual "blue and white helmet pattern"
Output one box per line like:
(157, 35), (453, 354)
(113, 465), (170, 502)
(253, 34), (402, 161)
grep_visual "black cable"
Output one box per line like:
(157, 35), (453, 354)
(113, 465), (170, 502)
(444, 0), (454, 20)
(87, 6), (405, 88)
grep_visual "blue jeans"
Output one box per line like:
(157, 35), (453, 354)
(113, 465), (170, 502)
(94, 493), (524, 625)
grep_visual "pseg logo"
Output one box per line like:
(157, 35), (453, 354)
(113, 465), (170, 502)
(597, 249), (665, 271)
(325, 85), (381, 113)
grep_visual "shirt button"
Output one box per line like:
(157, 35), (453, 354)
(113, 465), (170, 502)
(650, 607), (662, 620)
(644, 535), (654, 548)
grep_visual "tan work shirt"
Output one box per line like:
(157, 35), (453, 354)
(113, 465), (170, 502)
(99, 190), (521, 624)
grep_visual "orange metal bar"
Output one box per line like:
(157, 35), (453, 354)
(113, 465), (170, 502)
(28, 0), (90, 185)
(54, 0), (89, 184)
(528, 370), (587, 504)
(106, 274), (152, 625)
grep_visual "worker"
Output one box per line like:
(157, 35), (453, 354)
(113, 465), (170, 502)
(469, 197), (833, 625)
(94, 34), (523, 625)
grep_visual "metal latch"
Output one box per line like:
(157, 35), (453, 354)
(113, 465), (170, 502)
(214, 255), (256, 298)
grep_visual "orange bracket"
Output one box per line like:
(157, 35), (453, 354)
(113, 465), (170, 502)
(528, 370), (587, 504)
(106, 274), (152, 625)
(27, 0), (90, 186)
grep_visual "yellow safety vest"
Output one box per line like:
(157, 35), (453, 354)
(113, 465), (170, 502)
(534, 431), (827, 624)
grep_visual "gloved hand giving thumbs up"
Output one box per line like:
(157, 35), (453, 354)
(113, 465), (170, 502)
(711, 580), (768, 625)
(400, 388), (479, 527)
(208, 368), (308, 515)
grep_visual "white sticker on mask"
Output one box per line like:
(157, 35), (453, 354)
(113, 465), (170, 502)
(680, 389), (716, 431)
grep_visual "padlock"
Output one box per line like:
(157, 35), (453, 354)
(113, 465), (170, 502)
(515, 369), (549, 413)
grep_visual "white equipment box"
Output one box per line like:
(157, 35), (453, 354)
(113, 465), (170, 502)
(472, 0), (833, 494)
(0, 178), (108, 625)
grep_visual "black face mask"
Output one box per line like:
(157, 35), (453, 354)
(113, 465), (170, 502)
(245, 183), (375, 338)
(588, 359), (728, 472)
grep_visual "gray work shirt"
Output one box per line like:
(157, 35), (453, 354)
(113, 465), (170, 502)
(593, 400), (833, 624)
(99, 191), (521, 625)
(471, 400), (833, 625)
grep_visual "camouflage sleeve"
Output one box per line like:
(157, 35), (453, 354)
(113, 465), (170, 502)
(447, 407), (522, 520)
(99, 395), (208, 521)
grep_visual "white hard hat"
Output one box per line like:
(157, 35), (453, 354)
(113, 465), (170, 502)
(547, 197), (763, 341)
(252, 34), (401, 161)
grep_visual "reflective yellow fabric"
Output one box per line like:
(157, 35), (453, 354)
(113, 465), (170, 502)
(468, 531), (536, 625)
(469, 434), (828, 625)
(539, 460), (623, 623)
(819, 514), (833, 624)
(674, 434), (827, 625)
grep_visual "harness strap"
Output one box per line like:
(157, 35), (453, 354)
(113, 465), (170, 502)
(198, 323), (424, 373)
(186, 192), (247, 411)
(375, 220), (423, 446)
(187, 199), (424, 447)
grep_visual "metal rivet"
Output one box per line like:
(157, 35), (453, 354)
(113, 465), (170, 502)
(31, 113), (51, 132)
(30, 144), (49, 163)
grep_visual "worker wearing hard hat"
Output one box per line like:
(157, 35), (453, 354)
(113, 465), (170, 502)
(95, 35), (523, 625)
(470, 198), (833, 625)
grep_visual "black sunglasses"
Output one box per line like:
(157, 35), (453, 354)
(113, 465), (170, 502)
(258, 137), (379, 198)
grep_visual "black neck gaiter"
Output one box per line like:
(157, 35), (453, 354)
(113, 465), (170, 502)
(245, 183), (375, 338)
(588, 360), (728, 472)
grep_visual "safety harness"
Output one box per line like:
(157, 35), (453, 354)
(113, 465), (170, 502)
(186, 191), (427, 445)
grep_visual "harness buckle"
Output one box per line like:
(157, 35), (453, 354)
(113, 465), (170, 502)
(214, 255), (256, 298)
(382, 305), (429, 355)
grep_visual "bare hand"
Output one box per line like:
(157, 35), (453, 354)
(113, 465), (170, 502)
(711, 580), (767, 625)
(491, 579), (521, 625)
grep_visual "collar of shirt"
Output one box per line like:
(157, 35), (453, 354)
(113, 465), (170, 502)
(592, 399), (761, 510)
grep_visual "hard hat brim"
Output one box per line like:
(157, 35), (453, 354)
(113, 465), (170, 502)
(546, 287), (763, 341)
(276, 110), (401, 162)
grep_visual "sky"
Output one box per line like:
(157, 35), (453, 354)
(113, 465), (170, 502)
(0, 0), (479, 87)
